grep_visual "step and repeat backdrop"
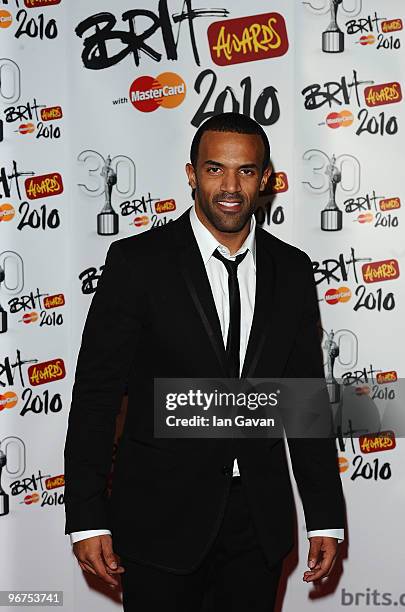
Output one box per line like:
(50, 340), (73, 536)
(1, 0), (404, 610)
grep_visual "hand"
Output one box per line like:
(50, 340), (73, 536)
(303, 536), (338, 582)
(73, 534), (125, 588)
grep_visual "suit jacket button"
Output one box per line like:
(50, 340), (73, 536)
(222, 465), (232, 476)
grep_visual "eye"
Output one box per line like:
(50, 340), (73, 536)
(240, 168), (255, 176)
(207, 166), (222, 174)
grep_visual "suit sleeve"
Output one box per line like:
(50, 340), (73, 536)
(284, 252), (346, 533)
(64, 240), (143, 534)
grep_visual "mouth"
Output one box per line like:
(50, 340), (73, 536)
(215, 200), (243, 213)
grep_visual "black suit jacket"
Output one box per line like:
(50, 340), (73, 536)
(64, 206), (345, 573)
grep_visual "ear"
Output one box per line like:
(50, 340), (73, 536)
(185, 163), (197, 189)
(260, 165), (273, 191)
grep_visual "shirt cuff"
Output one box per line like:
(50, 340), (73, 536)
(69, 529), (112, 545)
(307, 528), (344, 543)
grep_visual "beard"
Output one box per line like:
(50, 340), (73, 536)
(196, 188), (255, 233)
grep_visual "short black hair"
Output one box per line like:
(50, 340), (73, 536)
(190, 112), (271, 173)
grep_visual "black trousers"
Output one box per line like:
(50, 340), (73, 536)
(120, 477), (284, 611)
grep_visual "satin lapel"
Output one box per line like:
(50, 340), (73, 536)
(173, 209), (229, 377)
(241, 227), (276, 379)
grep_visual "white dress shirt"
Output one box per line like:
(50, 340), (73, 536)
(70, 205), (344, 545)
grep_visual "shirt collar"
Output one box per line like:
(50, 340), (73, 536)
(189, 204), (256, 269)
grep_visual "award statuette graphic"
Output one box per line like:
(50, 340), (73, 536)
(322, 154), (343, 231)
(322, 0), (344, 53)
(0, 265), (7, 334)
(324, 329), (341, 404)
(0, 450), (9, 516)
(98, 155), (119, 236)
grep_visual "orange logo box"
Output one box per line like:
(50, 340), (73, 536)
(381, 19), (403, 33)
(0, 203), (15, 222)
(0, 10), (12, 28)
(41, 106), (63, 121)
(24, 0), (61, 7)
(0, 391), (18, 411)
(376, 370), (397, 384)
(44, 293), (65, 309)
(46, 474), (65, 490)
(269, 171), (288, 194)
(25, 173), (63, 200)
(28, 358), (66, 386)
(338, 456), (349, 473)
(365, 82), (402, 107)
(155, 199), (176, 214)
(359, 430), (396, 454)
(362, 259), (400, 284)
(380, 197), (401, 212)
(208, 12), (289, 66)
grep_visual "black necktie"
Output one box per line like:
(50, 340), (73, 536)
(212, 248), (249, 378)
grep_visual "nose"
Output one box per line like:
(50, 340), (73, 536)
(220, 170), (241, 195)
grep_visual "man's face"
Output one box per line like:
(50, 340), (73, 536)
(186, 131), (272, 234)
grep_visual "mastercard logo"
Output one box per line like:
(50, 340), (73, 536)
(18, 123), (35, 135)
(355, 212), (373, 224)
(130, 72), (186, 113)
(20, 312), (39, 324)
(133, 215), (149, 227)
(24, 493), (40, 505)
(0, 203), (15, 222)
(359, 35), (375, 45)
(0, 391), (18, 410)
(325, 110), (354, 129)
(355, 385), (370, 396)
(338, 456), (349, 473)
(0, 10), (12, 28)
(325, 287), (351, 305)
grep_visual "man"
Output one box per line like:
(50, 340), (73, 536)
(64, 113), (346, 611)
